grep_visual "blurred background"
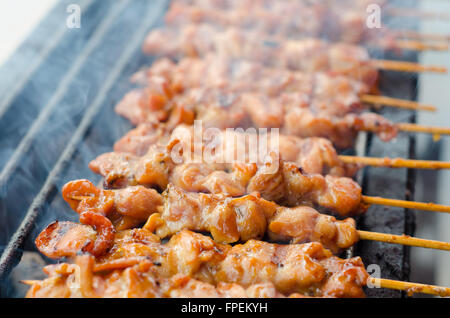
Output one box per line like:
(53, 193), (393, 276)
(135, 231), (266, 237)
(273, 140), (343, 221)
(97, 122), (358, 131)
(0, 0), (449, 294)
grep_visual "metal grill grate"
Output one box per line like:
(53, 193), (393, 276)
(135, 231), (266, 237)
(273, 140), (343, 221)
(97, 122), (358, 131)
(0, 0), (418, 297)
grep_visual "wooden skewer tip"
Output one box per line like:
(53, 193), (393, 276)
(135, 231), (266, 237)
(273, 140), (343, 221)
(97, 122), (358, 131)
(361, 95), (436, 112)
(362, 195), (450, 213)
(369, 278), (450, 297)
(358, 230), (450, 251)
(339, 156), (450, 170)
(371, 59), (447, 74)
(394, 39), (449, 52)
(397, 123), (450, 136)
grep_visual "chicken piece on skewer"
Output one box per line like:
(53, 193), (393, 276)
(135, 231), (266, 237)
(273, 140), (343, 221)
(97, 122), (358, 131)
(26, 257), (305, 298)
(62, 180), (163, 230)
(33, 227), (369, 297)
(113, 121), (173, 157)
(89, 143), (364, 217)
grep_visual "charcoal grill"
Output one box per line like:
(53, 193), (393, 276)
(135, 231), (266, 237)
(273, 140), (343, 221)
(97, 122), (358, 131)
(0, 0), (419, 297)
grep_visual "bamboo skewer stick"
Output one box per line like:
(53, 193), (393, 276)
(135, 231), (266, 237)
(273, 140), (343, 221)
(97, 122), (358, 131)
(369, 278), (450, 297)
(21, 280), (40, 286)
(370, 59), (447, 73)
(391, 39), (449, 51)
(397, 123), (450, 136)
(339, 156), (450, 170)
(359, 122), (450, 140)
(362, 195), (450, 213)
(394, 30), (450, 42)
(361, 95), (437, 111)
(358, 231), (450, 251)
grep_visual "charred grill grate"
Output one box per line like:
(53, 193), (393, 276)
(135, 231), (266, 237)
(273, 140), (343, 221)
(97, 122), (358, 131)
(0, 0), (417, 297)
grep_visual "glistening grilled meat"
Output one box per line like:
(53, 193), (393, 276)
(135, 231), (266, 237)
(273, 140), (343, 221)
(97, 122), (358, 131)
(33, 228), (369, 297)
(26, 256), (306, 298)
(59, 180), (359, 252)
(132, 55), (370, 115)
(116, 85), (397, 149)
(165, 1), (398, 45)
(114, 124), (358, 177)
(89, 145), (364, 216)
(143, 24), (379, 88)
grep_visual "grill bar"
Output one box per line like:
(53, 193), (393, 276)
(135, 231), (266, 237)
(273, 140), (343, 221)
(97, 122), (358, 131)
(0, 0), (168, 289)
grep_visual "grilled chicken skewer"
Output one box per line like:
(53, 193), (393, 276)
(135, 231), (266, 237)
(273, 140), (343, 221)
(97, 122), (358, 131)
(31, 225), (450, 297)
(89, 131), (450, 216)
(87, 147), (442, 218)
(117, 59), (449, 149)
(117, 83), (399, 149)
(115, 123), (450, 172)
(117, 86), (450, 149)
(61, 179), (450, 252)
(88, 145), (367, 217)
(34, 225), (370, 297)
(26, 255), (450, 298)
(143, 24), (446, 89)
(113, 124), (358, 176)
(174, 0), (450, 27)
(26, 254), (305, 298)
(132, 55), (437, 113)
(165, 1), (448, 51)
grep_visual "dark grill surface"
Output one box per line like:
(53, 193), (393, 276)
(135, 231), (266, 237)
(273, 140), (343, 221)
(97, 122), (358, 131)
(0, 0), (417, 297)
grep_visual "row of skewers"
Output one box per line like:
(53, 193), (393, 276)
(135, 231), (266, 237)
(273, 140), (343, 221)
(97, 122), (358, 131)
(25, 0), (450, 298)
